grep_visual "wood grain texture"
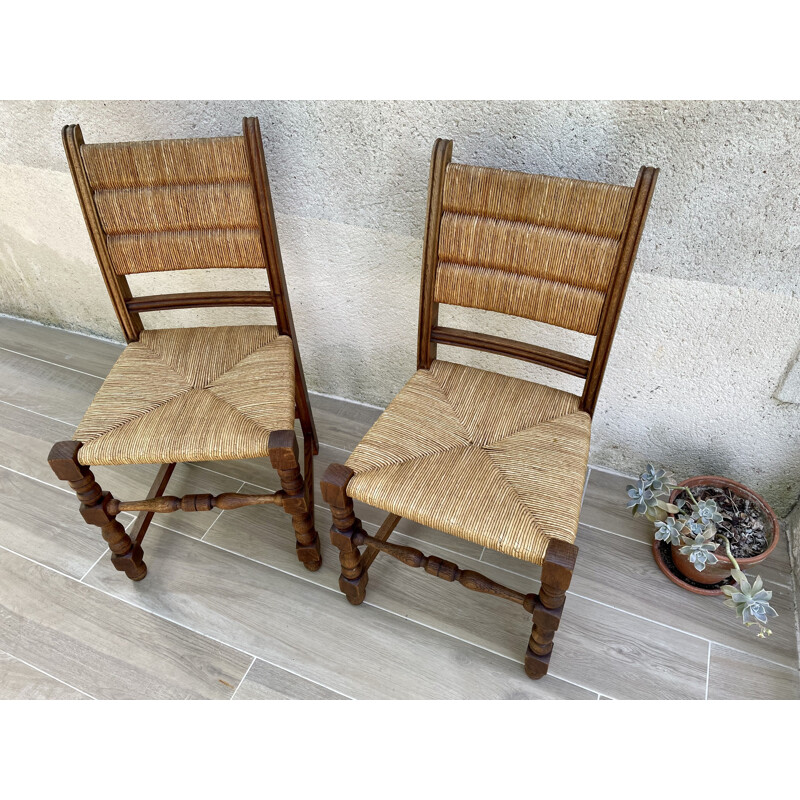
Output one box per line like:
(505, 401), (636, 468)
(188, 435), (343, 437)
(579, 468), (655, 543)
(0, 401), (77, 484)
(570, 523), (798, 667)
(202, 500), (707, 699)
(0, 347), (102, 425)
(0, 469), (114, 578)
(0, 651), (89, 700)
(197, 440), (486, 560)
(481, 520), (798, 668)
(0, 549), (252, 699)
(126, 291), (273, 313)
(92, 462), (243, 541)
(308, 393), (382, 453)
(431, 325), (590, 377)
(707, 645), (800, 700)
(84, 522), (592, 699)
(0, 315), (122, 378)
(233, 659), (347, 700)
(242, 117), (318, 453)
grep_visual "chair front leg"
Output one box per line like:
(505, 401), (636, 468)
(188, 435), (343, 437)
(525, 539), (578, 679)
(47, 441), (147, 581)
(268, 430), (321, 571)
(320, 463), (368, 605)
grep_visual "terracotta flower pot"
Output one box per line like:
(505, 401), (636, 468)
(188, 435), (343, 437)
(667, 476), (779, 589)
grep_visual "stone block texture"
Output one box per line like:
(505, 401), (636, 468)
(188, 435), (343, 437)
(1, 100), (798, 514)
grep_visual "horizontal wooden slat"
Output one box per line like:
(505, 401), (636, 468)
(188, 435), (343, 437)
(126, 291), (273, 313)
(431, 326), (590, 377)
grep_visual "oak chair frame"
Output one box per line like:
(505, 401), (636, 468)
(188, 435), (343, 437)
(48, 117), (321, 580)
(322, 139), (658, 679)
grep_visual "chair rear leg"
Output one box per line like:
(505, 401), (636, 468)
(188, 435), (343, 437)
(320, 463), (368, 605)
(269, 430), (321, 571)
(47, 441), (147, 581)
(525, 540), (578, 679)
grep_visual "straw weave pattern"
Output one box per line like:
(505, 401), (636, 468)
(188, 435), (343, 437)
(435, 263), (605, 334)
(106, 228), (265, 274)
(346, 360), (590, 564)
(434, 163), (633, 333)
(81, 136), (266, 274)
(74, 326), (295, 466)
(81, 137), (251, 189)
(94, 182), (260, 235)
(442, 163), (632, 237)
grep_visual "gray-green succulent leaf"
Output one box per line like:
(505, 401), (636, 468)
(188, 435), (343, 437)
(654, 517), (684, 546)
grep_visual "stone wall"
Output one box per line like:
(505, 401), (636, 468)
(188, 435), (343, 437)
(1, 100), (798, 514)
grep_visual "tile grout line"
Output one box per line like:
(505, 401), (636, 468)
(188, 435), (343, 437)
(0, 649), (97, 700)
(107, 525), (602, 694)
(200, 482), (246, 542)
(79, 549), (112, 583)
(38, 520), (599, 696)
(0, 398), (76, 428)
(711, 640), (800, 675)
(229, 656), (256, 700)
(581, 467), (592, 503)
(3, 509), (790, 697)
(705, 641), (712, 700)
(0, 542), (353, 699)
(0, 462), (86, 496)
(3, 468), (796, 677)
(3, 445), (797, 682)
(7, 465), (796, 679)
(0, 346), (107, 380)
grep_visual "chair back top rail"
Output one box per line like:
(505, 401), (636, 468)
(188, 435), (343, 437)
(417, 138), (658, 416)
(63, 117), (318, 451)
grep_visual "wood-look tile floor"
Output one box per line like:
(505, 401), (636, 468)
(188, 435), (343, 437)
(0, 314), (798, 700)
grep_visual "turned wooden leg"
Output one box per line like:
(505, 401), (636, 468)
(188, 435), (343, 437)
(47, 441), (147, 581)
(269, 430), (321, 571)
(525, 539), (578, 679)
(320, 463), (367, 605)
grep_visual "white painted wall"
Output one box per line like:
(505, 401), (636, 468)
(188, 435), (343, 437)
(1, 100), (798, 514)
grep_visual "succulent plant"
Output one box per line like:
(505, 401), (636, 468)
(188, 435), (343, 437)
(678, 530), (719, 571)
(626, 480), (659, 517)
(721, 570), (777, 637)
(625, 465), (777, 638)
(693, 498), (723, 526)
(654, 516), (684, 546)
(640, 463), (673, 493)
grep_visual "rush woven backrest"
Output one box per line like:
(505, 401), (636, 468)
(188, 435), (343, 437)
(321, 139), (658, 682)
(50, 117), (323, 584)
(63, 117), (317, 450)
(418, 139), (658, 415)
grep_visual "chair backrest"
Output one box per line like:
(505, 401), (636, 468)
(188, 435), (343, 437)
(63, 116), (317, 450)
(417, 139), (657, 415)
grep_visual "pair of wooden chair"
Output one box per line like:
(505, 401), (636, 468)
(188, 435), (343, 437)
(48, 118), (657, 681)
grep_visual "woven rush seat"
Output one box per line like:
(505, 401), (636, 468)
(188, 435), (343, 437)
(73, 325), (295, 466)
(345, 359), (591, 565)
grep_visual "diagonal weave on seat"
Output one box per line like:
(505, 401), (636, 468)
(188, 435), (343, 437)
(344, 360), (591, 565)
(73, 325), (295, 466)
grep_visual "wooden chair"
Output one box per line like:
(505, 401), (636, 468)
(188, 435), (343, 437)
(321, 139), (657, 679)
(48, 117), (321, 581)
